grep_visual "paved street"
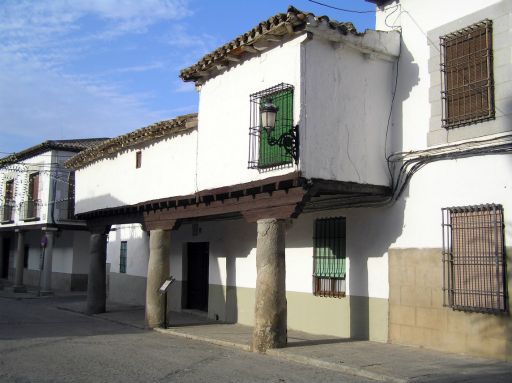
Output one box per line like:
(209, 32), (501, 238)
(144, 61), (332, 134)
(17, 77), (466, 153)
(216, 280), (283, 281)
(0, 296), (370, 383)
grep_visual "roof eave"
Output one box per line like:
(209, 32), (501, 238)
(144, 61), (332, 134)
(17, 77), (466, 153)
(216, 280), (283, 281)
(66, 113), (198, 170)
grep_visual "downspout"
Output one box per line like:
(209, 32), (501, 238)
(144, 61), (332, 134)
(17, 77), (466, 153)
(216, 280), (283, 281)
(50, 177), (58, 226)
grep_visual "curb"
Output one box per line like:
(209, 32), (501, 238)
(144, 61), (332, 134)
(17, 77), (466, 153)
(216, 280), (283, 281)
(266, 349), (406, 383)
(154, 327), (251, 352)
(154, 327), (405, 382)
(56, 305), (147, 330)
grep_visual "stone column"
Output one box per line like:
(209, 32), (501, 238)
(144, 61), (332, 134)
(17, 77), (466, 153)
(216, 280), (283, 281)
(145, 229), (171, 328)
(13, 230), (26, 293)
(86, 229), (109, 314)
(252, 218), (287, 352)
(40, 230), (55, 295)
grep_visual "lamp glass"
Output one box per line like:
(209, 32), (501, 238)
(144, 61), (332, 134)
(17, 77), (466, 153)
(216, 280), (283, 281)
(260, 102), (277, 132)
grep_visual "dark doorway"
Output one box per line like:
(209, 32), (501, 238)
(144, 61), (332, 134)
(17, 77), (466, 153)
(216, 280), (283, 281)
(1, 238), (10, 279)
(186, 242), (209, 311)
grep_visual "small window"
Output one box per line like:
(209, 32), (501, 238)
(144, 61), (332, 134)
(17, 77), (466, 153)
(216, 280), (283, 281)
(135, 151), (142, 168)
(248, 83), (296, 169)
(119, 241), (127, 273)
(440, 19), (494, 129)
(313, 217), (346, 298)
(442, 204), (507, 314)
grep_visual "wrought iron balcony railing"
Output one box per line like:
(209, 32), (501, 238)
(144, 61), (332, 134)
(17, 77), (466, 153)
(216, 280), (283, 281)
(54, 200), (76, 221)
(19, 199), (42, 221)
(0, 200), (15, 223)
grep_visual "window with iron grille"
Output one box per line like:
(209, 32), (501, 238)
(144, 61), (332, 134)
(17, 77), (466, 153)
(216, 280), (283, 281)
(1, 179), (15, 223)
(442, 204), (507, 314)
(440, 19), (494, 129)
(119, 241), (127, 274)
(248, 83), (295, 169)
(313, 217), (346, 298)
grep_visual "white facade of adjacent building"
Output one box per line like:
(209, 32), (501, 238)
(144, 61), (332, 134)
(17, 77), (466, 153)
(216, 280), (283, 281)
(0, 140), (107, 292)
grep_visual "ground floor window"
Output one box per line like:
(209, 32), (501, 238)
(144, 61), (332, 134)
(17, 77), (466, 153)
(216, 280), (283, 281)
(119, 241), (127, 273)
(313, 217), (346, 298)
(442, 204), (507, 314)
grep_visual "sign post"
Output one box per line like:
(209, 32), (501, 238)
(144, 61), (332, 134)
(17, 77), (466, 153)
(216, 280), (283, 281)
(158, 276), (175, 329)
(37, 236), (48, 297)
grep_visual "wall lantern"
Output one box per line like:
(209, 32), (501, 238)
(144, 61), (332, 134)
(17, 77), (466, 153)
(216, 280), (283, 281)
(260, 101), (299, 163)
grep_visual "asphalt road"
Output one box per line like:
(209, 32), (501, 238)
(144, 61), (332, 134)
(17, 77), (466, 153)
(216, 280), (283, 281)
(0, 296), (371, 383)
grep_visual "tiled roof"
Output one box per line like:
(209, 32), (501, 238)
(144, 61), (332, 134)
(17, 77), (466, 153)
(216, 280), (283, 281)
(0, 138), (110, 168)
(66, 113), (198, 169)
(179, 6), (358, 84)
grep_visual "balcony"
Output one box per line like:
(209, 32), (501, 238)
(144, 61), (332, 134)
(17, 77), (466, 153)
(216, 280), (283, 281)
(55, 200), (76, 221)
(19, 199), (41, 221)
(0, 201), (15, 223)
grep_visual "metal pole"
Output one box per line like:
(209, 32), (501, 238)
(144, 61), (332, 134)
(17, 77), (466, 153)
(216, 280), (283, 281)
(163, 291), (167, 329)
(37, 247), (45, 297)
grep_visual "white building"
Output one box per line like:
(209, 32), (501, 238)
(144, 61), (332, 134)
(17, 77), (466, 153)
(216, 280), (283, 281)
(69, 1), (511, 360)
(0, 139), (108, 293)
(368, 0), (511, 360)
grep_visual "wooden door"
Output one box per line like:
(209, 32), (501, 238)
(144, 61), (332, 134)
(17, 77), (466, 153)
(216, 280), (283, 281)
(186, 242), (209, 311)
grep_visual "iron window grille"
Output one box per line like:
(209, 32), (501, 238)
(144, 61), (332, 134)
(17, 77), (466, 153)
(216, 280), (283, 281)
(54, 200), (75, 221)
(442, 204), (507, 314)
(2, 179), (15, 223)
(0, 200), (15, 223)
(313, 217), (346, 298)
(119, 241), (127, 273)
(19, 199), (41, 221)
(248, 83), (296, 169)
(440, 19), (494, 129)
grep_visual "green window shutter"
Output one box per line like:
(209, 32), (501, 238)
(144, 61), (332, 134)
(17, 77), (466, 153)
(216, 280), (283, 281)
(313, 217), (346, 278)
(120, 241), (127, 274)
(258, 88), (293, 168)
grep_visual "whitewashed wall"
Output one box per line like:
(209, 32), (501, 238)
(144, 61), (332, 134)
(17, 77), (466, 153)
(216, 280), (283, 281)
(108, 212), (389, 300)
(195, 35), (306, 191)
(301, 35), (395, 186)
(75, 132), (197, 214)
(107, 224), (149, 277)
(372, 0), (512, 249)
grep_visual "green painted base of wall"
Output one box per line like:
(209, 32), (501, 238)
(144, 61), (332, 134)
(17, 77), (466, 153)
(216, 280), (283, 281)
(208, 284), (388, 341)
(107, 276), (388, 341)
(389, 248), (512, 361)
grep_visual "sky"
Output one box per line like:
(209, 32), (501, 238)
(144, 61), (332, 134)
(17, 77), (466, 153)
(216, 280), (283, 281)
(0, 0), (376, 155)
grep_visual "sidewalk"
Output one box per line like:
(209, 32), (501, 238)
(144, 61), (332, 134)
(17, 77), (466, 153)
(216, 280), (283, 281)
(4, 287), (511, 383)
(56, 298), (512, 383)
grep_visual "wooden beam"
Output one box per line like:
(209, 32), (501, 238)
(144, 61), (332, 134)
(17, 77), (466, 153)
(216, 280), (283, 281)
(143, 187), (306, 222)
(241, 204), (299, 222)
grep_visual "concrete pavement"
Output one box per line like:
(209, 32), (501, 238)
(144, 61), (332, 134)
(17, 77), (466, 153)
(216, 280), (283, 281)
(2, 285), (511, 382)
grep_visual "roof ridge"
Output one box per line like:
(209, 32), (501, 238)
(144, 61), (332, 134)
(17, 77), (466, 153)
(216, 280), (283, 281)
(179, 6), (358, 84)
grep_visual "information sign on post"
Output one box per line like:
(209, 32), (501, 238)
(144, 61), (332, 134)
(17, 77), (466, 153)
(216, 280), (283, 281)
(158, 276), (175, 329)
(159, 277), (175, 295)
